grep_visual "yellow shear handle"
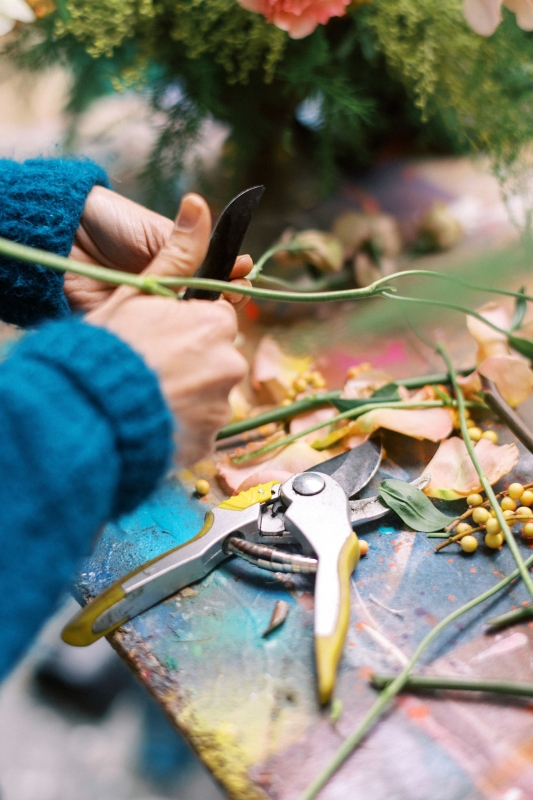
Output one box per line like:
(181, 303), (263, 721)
(315, 532), (360, 705)
(62, 481), (280, 647)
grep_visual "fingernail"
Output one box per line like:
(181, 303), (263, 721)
(176, 197), (202, 231)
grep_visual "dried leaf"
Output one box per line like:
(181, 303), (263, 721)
(424, 436), (520, 499)
(262, 601), (290, 636)
(379, 479), (453, 532)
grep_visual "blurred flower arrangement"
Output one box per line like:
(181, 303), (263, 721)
(4, 0), (533, 199)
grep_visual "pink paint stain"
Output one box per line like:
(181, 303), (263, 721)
(473, 631), (528, 662)
(318, 341), (409, 386)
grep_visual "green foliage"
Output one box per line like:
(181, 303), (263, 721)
(11, 0), (533, 203)
(379, 478), (454, 533)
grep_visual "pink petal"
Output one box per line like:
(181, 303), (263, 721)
(349, 407), (453, 441)
(478, 355), (533, 407)
(217, 440), (329, 493)
(236, 470), (293, 493)
(463, 0), (503, 34)
(289, 407), (337, 444)
(467, 302), (510, 361)
(252, 336), (312, 404)
(505, 0), (533, 29)
(424, 436), (519, 498)
(457, 370), (482, 398)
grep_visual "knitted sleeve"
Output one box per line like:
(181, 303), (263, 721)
(0, 158), (109, 327)
(0, 316), (173, 679)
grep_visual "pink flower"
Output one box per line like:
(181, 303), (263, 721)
(464, 0), (533, 36)
(238, 0), (351, 38)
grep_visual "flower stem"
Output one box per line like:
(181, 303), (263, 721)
(230, 399), (485, 465)
(371, 673), (533, 698)
(437, 343), (533, 601)
(216, 369), (477, 440)
(372, 269), (533, 304)
(299, 553), (533, 800)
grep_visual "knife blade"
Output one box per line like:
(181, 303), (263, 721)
(183, 185), (265, 301)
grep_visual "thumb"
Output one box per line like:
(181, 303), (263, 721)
(142, 193), (212, 279)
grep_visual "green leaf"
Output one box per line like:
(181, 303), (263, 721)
(378, 478), (454, 532)
(331, 383), (400, 412)
(508, 333), (533, 360)
(510, 287), (527, 332)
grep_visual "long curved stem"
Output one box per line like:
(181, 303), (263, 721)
(371, 269), (533, 303)
(299, 553), (533, 800)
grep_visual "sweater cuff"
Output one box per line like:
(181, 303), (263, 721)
(0, 158), (110, 328)
(13, 317), (174, 516)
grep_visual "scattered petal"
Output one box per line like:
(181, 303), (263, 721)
(274, 229), (344, 272)
(505, 0), (533, 29)
(290, 406), (338, 444)
(347, 407), (453, 442)
(463, 0), (502, 34)
(478, 355), (533, 407)
(424, 436), (519, 498)
(218, 440), (329, 493)
(252, 336), (312, 404)
(341, 369), (394, 400)
(467, 302), (510, 361)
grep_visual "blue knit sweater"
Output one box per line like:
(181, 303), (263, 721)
(0, 159), (173, 679)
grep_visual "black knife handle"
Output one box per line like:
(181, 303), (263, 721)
(183, 185), (264, 301)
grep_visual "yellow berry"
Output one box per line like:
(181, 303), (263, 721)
(517, 506), (533, 519)
(460, 535), (478, 553)
(490, 508), (497, 517)
(464, 408), (471, 418)
(467, 493), (483, 507)
(520, 490), (533, 507)
(195, 479), (210, 497)
(456, 522), (473, 535)
(281, 399), (292, 407)
(481, 430), (498, 443)
(301, 371), (312, 382)
(523, 522), (533, 538)
(485, 532), (504, 549)
(486, 518), (501, 536)
(472, 507), (490, 524)
(466, 418), (477, 429)
(501, 497), (517, 512)
(467, 427), (483, 442)
(286, 388), (297, 400)
(503, 509), (516, 520)
(293, 377), (307, 393)
(509, 483), (525, 499)
(310, 371), (326, 389)
(359, 539), (369, 556)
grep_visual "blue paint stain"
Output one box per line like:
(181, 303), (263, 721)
(378, 526), (396, 535)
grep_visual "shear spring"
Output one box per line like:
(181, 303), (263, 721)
(226, 536), (317, 574)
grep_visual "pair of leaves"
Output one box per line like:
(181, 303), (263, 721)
(378, 478), (453, 533)
(332, 382), (401, 413)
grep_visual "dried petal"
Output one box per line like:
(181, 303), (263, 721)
(467, 302), (510, 361)
(341, 369), (394, 400)
(463, 0), (502, 34)
(217, 440), (329, 493)
(424, 436), (519, 498)
(478, 355), (533, 407)
(290, 407), (338, 444)
(252, 336), (313, 404)
(276, 229), (344, 273)
(347, 407), (453, 441)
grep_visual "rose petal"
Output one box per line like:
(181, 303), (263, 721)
(348, 407), (453, 441)
(478, 355), (533, 406)
(290, 406), (337, 444)
(217, 440), (329, 493)
(463, 0), (502, 34)
(457, 370), (483, 398)
(252, 336), (312, 404)
(467, 302), (510, 361)
(236, 470), (294, 493)
(424, 436), (519, 498)
(341, 369), (394, 400)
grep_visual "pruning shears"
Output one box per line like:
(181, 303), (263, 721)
(62, 441), (428, 703)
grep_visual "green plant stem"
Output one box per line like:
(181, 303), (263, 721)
(230, 399), (485, 465)
(437, 344), (533, 601)
(248, 242), (307, 280)
(299, 553), (533, 800)
(486, 605), (533, 630)
(371, 673), (533, 698)
(217, 369), (476, 440)
(0, 236), (178, 298)
(373, 269), (533, 304)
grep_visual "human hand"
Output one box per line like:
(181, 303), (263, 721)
(66, 186), (252, 312)
(86, 194), (248, 467)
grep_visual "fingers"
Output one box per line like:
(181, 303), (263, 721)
(223, 278), (252, 311)
(143, 194), (212, 279)
(229, 254), (253, 280)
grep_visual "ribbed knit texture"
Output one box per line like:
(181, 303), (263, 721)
(0, 158), (109, 327)
(0, 317), (173, 678)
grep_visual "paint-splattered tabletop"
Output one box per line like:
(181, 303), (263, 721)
(75, 161), (533, 800)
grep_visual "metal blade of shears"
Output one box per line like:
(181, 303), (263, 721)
(183, 185), (265, 301)
(307, 439), (383, 498)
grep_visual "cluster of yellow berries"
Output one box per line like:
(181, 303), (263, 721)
(452, 408), (498, 444)
(456, 482), (533, 553)
(282, 370), (327, 405)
